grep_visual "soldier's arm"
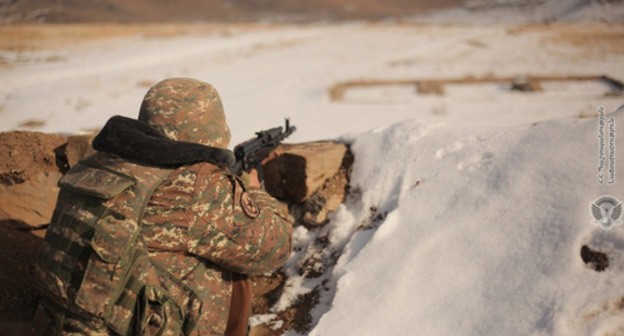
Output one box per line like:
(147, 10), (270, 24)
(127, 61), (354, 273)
(189, 166), (293, 276)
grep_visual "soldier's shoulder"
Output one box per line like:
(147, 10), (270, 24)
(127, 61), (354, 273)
(174, 162), (235, 195)
(193, 162), (233, 183)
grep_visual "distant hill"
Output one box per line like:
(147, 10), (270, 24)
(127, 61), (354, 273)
(0, 0), (461, 24)
(1, 0), (621, 25)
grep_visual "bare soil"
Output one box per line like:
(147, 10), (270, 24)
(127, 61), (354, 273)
(0, 131), (66, 185)
(0, 23), (268, 52)
(0, 220), (44, 322)
(0, 131), (66, 332)
(2, 21), (621, 56)
(507, 23), (624, 55)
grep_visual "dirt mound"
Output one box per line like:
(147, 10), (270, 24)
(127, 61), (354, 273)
(0, 132), (58, 333)
(0, 131), (65, 186)
(0, 132), (96, 226)
(0, 132), (68, 333)
(0, 132), (67, 228)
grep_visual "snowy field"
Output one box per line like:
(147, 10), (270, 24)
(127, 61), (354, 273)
(2, 23), (623, 142)
(2, 20), (624, 335)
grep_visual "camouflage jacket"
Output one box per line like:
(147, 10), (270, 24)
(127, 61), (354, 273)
(35, 114), (292, 335)
(142, 160), (293, 335)
(34, 153), (292, 336)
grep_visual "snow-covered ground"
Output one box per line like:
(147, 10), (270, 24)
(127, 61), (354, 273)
(2, 20), (624, 335)
(2, 23), (623, 142)
(414, 0), (624, 24)
(310, 109), (624, 335)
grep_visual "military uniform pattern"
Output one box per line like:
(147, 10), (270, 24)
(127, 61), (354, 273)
(34, 77), (291, 335)
(141, 162), (293, 335)
(34, 153), (183, 335)
(138, 78), (231, 149)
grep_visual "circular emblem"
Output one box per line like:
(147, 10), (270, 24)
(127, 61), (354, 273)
(590, 195), (623, 230)
(241, 191), (260, 218)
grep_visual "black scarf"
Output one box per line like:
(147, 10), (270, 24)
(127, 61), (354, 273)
(92, 115), (235, 169)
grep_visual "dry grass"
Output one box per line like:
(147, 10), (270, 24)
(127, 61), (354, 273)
(0, 23), (275, 52)
(3, 22), (622, 54)
(508, 23), (624, 55)
(551, 27), (624, 54)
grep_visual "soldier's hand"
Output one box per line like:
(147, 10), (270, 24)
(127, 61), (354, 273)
(246, 151), (279, 188)
(247, 168), (262, 188)
(261, 150), (280, 165)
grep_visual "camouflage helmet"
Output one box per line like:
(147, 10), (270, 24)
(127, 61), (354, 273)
(138, 78), (231, 148)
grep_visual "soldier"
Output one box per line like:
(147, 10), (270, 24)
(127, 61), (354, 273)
(32, 78), (293, 336)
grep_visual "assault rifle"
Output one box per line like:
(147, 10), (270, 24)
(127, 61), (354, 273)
(232, 119), (296, 182)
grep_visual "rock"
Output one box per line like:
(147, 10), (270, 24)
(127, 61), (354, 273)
(581, 245), (609, 272)
(264, 142), (348, 203)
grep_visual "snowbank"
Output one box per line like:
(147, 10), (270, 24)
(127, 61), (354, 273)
(309, 107), (624, 335)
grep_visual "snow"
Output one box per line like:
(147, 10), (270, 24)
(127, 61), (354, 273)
(414, 0), (624, 24)
(312, 109), (624, 335)
(2, 23), (623, 141)
(2, 12), (624, 335)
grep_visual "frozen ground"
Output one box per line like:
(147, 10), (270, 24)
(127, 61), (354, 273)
(308, 107), (624, 336)
(1, 21), (624, 335)
(415, 0), (624, 24)
(1, 23), (623, 143)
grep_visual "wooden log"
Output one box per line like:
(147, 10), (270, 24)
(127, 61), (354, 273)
(300, 159), (351, 226)
(263, 141), (348, 204)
